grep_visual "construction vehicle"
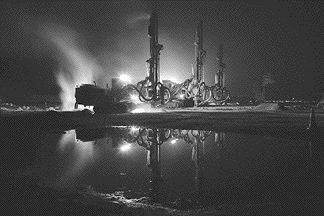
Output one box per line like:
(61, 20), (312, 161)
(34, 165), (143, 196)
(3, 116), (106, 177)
(74, 12), (171, 113)
(74, 12), (230, 113)
(74, 81), (135, 114)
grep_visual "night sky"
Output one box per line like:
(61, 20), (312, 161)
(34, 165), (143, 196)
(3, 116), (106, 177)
(0, 1), (323, 102)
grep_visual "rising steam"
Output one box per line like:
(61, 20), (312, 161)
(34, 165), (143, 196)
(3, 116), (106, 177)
(40, 25), (102, 110)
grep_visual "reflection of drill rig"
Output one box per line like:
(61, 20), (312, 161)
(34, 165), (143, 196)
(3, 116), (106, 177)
(134, 128), (213, 202)
(214, 132), (225, 160)
(135, 128), (170, 202)
(75, 126), (221, 203)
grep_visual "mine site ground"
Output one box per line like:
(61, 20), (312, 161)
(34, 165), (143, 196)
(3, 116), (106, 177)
(1, 102), (323, 216)
(1, 102), (323, 133)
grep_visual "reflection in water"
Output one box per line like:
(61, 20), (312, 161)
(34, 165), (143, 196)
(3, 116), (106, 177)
(214, 132), (225, 159)
(2, 124), (323, 214)
(56, 130), (94, 187)
(73, 125), (324, 208)
(0, 120), (322, 216)
(75, 126), (225, 204)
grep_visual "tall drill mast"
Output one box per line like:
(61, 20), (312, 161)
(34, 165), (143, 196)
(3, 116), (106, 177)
(215, 44), (225, 87)
(194, 21), (206, 82)
(147, 12), (163, 100)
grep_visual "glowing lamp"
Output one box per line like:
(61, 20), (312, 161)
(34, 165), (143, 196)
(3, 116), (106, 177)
(170, 139), (178, 145)
(120, 143), (131, 152)
(130, 126), (138, 133)
(119, 74), (131, 83)
(131, 108), (145, 113)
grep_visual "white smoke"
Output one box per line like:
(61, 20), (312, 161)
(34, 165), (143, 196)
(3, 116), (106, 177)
(40, 25), (102, 110)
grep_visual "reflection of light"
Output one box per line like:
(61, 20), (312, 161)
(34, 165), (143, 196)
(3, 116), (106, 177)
(179, 94), (185, 100)
(120, 143), (132, 152)
(131, 108), (145, 113)
(119, 74), (131, 83)
(170, 139), (179, 145)
(56, 130), (94, 187)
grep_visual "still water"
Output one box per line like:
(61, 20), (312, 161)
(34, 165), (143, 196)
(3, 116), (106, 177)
(1, 126), (323, 215)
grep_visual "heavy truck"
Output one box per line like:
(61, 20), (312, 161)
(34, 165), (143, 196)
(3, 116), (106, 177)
(74, 80), (135, 114)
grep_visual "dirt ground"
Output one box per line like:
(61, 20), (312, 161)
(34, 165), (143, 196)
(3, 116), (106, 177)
(1, 103), (323, 142)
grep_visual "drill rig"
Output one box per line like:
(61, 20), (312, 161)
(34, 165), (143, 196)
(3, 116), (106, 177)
(162, 21), (212, 107)
(166, 21), (232, 107)
(128, 11), (171, 105)
(167, 31), (230, 106)
(74, 12), (230, 113)
(74, 12), (171, 113)
(210, 44), (230, 103)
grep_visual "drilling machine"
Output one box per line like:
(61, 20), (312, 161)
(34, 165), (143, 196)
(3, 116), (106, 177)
(210, 44), (230, 103)
(128, 11), (171, 105)
(74, 13), (230, 113)
(74, 12), (171, 113)
(164, 21), (212, 107)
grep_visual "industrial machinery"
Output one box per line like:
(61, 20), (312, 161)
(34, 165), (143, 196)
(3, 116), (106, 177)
(74, 12), (171, 113)
(75, 81), (134, 113)
(210, 44), (230, 103)
(74, 12), (230, 113)
(162, 21), (212, 107)
(160, 22), (230, 107)
(126, 11), (171, 105)
(75, 13), (170, 113)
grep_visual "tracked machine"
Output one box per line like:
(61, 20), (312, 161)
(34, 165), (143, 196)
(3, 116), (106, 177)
(74, 12), (230, 113)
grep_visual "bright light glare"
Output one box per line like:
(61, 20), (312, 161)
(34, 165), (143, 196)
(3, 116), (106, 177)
(119, 74), (131, 83)
(130, 126), (138, 133)
(170, 139), (179, 144)
(120, 144), (131, 152)
(130, 94), (138, 101)
(179, 94), (185, 100)
(131, 108), (145, 113)
(169, 77), (178, 83)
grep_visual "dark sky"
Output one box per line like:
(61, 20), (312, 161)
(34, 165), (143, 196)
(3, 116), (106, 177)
(0, 0), (323, 101)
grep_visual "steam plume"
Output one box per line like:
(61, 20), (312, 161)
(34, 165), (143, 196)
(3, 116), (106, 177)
(40, 25), (102, 110)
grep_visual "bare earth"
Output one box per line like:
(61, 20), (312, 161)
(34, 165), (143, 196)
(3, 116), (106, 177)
(1, 104), (323, 141)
